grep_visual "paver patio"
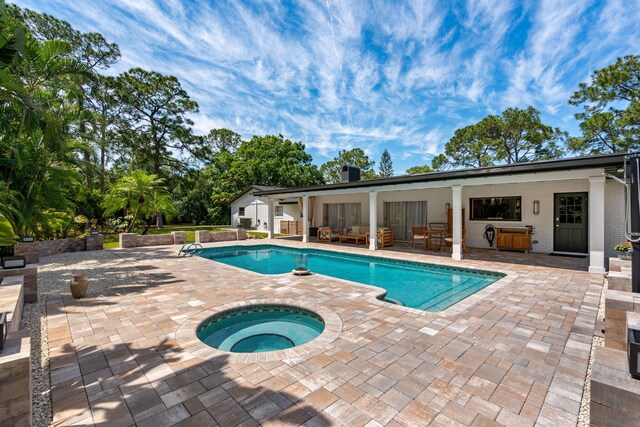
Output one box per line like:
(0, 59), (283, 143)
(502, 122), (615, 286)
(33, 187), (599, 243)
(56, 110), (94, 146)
(44, 240), (602, 426)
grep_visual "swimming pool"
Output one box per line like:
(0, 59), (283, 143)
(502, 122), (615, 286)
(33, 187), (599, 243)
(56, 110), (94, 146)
(197, 245), (503, 311)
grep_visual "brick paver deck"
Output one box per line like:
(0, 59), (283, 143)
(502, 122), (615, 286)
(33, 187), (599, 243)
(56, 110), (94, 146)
(46, 240), (602, 426)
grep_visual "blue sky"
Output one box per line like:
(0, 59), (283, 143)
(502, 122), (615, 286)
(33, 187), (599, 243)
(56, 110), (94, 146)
(16, 0), (640, 173)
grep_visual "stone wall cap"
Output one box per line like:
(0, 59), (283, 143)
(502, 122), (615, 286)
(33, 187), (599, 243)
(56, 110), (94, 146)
(0, 329), (30, 359)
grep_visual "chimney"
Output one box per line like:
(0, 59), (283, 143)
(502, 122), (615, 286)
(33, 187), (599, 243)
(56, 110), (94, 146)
(341, 165), (361, 183)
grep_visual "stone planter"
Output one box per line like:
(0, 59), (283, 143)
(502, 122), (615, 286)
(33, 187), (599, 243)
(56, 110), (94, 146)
(618, 252), (631, 260)
(70, 274), (88, 299)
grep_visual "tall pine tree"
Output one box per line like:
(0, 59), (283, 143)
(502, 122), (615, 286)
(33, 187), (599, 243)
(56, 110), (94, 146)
(379, 149), (394, 177)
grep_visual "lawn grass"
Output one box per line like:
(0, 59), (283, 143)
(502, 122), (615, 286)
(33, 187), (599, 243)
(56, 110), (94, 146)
(102, 224), (231, 248)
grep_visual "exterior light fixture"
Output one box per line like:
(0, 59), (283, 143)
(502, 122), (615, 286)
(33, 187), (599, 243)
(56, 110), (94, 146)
(21, 236), (34, 242)
(445, 203), (451, 212)
(90, 231), (100, 236)
(533, 200), (540, 215)
(1, 256), (26, 269)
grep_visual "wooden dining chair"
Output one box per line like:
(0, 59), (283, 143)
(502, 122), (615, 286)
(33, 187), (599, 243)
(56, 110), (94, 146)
(411, 227), (428, 249)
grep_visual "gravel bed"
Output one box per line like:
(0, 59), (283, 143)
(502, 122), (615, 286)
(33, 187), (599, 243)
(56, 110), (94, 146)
(19, 249), (157, 427)
(577, 276), (607, 427)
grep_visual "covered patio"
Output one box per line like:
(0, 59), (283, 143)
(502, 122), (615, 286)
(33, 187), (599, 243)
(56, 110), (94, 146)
(256, 154), (628, 274)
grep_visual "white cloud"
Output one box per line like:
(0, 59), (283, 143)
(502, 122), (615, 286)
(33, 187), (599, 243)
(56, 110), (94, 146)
(15, 0), (640, 171)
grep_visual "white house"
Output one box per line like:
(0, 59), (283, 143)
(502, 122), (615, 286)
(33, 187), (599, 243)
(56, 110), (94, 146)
(230, 186), (300, 233)
(255, 153), (638, 274)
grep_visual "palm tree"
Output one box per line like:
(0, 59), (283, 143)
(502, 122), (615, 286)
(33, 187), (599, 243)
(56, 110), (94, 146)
(102, 170), (175, 233)
(1, 11), (89, 238)
(0, 213), (16, 246)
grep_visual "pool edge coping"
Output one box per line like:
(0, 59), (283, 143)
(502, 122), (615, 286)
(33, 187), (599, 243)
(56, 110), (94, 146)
(175, 298), (343, 364)
(191, 240), (518, 319)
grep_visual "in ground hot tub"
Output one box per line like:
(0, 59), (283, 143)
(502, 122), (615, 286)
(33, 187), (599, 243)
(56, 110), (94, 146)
(196, 305), (325, 353)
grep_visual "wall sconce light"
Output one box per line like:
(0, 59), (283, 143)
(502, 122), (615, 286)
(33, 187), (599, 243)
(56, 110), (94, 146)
(445, 203), (451, 212)
(533, 200), (540, 215)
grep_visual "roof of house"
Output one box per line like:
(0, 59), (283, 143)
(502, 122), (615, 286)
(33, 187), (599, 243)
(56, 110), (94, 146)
(229, 185), (284, 203)
(255, 152), (636, 196)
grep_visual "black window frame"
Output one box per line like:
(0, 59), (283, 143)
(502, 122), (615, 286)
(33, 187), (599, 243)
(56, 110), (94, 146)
(238, 207), (245, 216)
(469, 196), (522, 221)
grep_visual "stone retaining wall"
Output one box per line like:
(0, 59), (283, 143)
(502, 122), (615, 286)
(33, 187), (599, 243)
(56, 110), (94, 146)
(14, 234), (104, 264)
(0, 329), (31, 426)
(591, 257), (640, 426)
(0, 276), (24, 333)
(0, 265), (37, 303)
(119, 231), (186, 248)
(195, 229), (247, 244)
(604, 259), (634, 350)
(591, 346), (640, 426)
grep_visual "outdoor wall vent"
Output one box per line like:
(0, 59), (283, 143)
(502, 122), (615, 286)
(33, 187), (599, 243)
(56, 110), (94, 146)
(341, 165), (361, 183)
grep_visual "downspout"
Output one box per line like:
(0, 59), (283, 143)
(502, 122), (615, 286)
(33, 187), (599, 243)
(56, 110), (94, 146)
(630, 154), (640, 293)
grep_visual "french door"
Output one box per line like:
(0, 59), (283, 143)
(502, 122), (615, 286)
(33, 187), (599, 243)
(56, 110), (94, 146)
(322, 203), (361, 232)
(553, 192), (588, 254)
(383, 201), (427, 240)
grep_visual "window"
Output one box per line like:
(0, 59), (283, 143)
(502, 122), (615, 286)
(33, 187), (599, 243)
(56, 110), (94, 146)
(238, 207), (245, 216)
(275, 206), (284, 217)
(470, 197), (521, 221)
(322, 203), (361, 231)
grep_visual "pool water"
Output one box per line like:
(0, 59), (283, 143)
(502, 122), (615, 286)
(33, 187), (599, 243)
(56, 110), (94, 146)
(197, 305), (324, 352)
(198, 245), (503, 311)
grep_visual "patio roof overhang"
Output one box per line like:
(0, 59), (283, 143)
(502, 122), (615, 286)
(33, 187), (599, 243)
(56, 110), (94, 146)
(255, 152), (630, 198)
(256, 152), (632, 272)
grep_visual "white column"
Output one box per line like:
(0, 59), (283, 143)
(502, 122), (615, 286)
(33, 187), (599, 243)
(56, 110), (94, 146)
(267, 198), (275, 239)
(452, 185), (463, 260)
(369, 191), (378, 250)
(302, 195), (309, 243)
(589, 176), (606, 274)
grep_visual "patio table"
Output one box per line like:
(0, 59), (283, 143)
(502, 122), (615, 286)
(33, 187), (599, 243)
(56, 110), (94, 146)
(339, 234), (367, 245)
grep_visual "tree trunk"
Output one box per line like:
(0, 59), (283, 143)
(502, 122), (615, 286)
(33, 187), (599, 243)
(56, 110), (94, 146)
(78, 91), (91, 188)
(99, 106), (107, 192)
(142, 215), (154, 235)
(126, 203), (142, 233)
(156, 213), (163, 229)
(84, 150), (92, 187)
(100, 146), (106, 192)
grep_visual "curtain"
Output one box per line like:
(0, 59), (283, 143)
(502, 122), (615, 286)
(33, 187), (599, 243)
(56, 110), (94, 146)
(384, 201), (427, 240)
(343, 203), (361, 229)
(384, 202), (406, 239)
(323, 203), (361, 231)
(297, 196), (316, 225)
